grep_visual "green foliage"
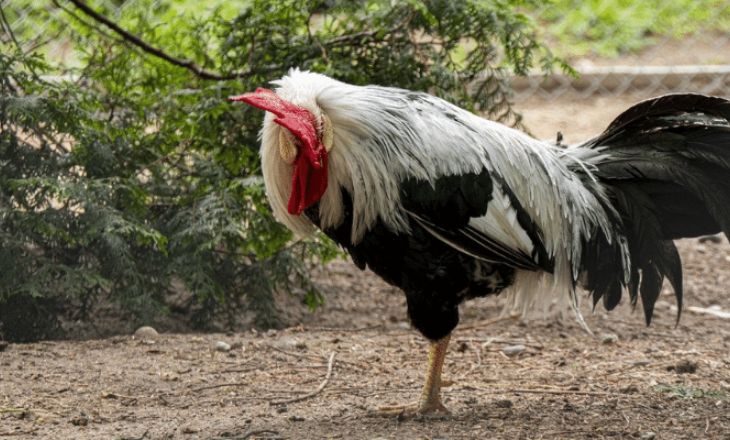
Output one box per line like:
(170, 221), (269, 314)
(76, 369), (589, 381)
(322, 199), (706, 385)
(538, 0), (730, 57)
(0, 0), (560, 341)
(654, 384), (729, 400)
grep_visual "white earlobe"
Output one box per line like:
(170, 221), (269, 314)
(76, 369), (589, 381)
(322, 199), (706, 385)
(321, 114), (334, 152)
(278, 128), (298, 164)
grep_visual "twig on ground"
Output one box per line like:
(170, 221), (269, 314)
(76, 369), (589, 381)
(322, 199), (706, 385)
(120, 429), (149, 440)
(190, 382), (250, 393)
(218, 366), (261, 374)
(267, 344), (321, 362)
(487, 388), (615, 397)
(0, 407), (28, 414)
(213, 429), (280, 440)
(456, 337), (544, 350)
(0, 430), (38, 437)
(297, 325), (384, 333)
(101, 392), (143, 401)
(456, 383), (618, 397)
(267, 344), (367, 371)
(270, 351), (336, 405)
(241, 429), (280, 440)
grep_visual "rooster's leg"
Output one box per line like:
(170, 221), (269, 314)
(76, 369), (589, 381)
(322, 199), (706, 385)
(378, 334), (451, 415)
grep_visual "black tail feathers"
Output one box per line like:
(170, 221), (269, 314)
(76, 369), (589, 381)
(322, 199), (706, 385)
(577, 94), (730, 324)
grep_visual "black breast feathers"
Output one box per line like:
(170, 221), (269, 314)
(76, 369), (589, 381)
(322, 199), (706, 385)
(304, 168), (546, 341)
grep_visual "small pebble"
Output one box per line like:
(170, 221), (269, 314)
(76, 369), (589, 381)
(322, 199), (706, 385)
(640, 432), (656, 440)
(601, 333), (619, 344)
(133, 326), (159, 341)
(214, 341), (231, 352)
(502, 344), (525, 357)
(620, 384), (639, 394)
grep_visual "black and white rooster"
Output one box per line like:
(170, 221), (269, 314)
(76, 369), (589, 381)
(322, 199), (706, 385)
(231, 70), (730, 415)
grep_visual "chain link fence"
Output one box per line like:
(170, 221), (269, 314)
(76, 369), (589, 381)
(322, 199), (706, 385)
(2, 0), (730, 101)
(514, 0), (730, 101)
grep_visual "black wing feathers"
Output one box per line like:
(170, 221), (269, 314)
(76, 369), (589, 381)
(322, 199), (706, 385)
(400, 171), (492, 228)
(400, 170), (552, 272)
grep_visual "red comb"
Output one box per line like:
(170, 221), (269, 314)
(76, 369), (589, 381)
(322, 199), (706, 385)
(229, 89), (324, 169)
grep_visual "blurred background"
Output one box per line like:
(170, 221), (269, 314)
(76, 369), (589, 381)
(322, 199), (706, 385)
(6, 0), (730, 100)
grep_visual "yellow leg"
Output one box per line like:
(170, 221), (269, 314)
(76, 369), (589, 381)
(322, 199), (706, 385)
(378, 334), (451, 415)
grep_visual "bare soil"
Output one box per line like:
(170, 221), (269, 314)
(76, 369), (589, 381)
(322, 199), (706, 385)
(2, 97), (730, 440)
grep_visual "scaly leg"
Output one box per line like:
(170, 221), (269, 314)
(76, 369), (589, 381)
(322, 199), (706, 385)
(378, 334), (451, 415)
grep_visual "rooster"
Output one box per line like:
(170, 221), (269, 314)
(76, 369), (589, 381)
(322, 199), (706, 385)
(231, 70), (730, 415)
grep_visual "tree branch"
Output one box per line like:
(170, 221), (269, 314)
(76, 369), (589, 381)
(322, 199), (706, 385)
(0, 3), (23, 53)
(65, 0), (271, 81)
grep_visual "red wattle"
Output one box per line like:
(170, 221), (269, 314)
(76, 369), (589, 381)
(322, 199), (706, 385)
(288, 151), (328, 215)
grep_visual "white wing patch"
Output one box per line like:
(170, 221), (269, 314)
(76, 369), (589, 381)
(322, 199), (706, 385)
(468, 183), (535, 259)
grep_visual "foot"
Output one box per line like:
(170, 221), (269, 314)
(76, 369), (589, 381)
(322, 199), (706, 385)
(376, 399), (450, 416)
(375, 336), (454, 417)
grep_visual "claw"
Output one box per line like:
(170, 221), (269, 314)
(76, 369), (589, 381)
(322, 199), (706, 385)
(376, 400), (450, 417)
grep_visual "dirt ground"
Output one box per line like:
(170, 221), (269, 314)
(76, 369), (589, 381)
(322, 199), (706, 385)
(3, 96), (730, 440)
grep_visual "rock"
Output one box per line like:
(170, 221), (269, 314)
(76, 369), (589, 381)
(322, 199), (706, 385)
(502, 344), (525, 357)
(640, 432), (656, 440)
(133, 326), (159, 341)
(667, 359), (698, 374)
(214, 341), (231, 352)
(601, 333), (619, 344)
(70, 414), (89, 426)
(181, 426), (199, 434)
(495, 399), (513, 409)
(273, 337), (306, 351)
(698, 235), (722, 244)
(620, 384), (639, 394)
